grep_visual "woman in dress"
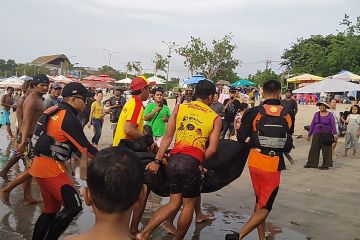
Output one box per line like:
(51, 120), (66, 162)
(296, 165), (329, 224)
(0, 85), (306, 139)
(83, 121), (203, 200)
(344, 105), (360, 157)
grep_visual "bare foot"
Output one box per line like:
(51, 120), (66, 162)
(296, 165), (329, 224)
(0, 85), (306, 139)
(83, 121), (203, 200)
(23, 198), (43, 206)
(195, 212), (212, 223)
(161, 220), (177, 235)
(0, 188), (11, 206)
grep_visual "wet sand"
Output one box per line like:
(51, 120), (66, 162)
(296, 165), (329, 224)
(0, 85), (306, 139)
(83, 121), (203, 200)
(0, 100), (359, 239)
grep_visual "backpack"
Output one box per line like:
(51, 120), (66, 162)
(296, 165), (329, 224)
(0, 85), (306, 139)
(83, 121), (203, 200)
(252, 103), (293, 153)
(32, 106), (73, 161)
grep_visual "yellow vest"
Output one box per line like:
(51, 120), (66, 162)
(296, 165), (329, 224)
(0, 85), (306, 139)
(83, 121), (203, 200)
(171, 101), (218, 162)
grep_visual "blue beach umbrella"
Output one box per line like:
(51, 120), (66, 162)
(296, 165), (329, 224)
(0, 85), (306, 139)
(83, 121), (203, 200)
(183, 75), (208, 84)
(231, 79), (256, 87)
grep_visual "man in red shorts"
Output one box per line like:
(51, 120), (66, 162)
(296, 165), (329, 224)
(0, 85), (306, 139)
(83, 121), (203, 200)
(226, 80), (293, 240)
(29, 82), (97, 240)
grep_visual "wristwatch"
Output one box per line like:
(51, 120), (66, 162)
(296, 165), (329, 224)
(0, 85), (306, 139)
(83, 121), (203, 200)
(154, 159), (161, 164)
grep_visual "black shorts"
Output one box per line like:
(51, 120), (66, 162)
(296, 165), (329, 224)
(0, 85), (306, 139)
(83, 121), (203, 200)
(166, 153), (202, 198)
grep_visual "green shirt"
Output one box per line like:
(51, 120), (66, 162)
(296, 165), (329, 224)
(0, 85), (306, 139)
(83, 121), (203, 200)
(144, 102), (171, 137)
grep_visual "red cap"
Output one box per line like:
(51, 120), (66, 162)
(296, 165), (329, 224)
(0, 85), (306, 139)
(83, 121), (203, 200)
(130, 76), (155, 91)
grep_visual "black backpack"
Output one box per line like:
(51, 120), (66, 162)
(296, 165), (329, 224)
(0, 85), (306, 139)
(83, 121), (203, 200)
(252, 103), (293, 153)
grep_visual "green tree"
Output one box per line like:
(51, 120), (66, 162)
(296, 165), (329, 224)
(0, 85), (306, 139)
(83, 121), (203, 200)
(177, 34), (240, 81)
(0, 59), (17, 77)
(152, 53), (169, 76)
(281, 15), (360, 76)
(248, 69), (280, 86)
(126, 61), (143, 76)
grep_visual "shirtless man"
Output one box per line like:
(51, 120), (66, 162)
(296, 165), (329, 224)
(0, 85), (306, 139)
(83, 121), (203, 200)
(0, 86), (15, 138)
(0, 75), (49, 206)
(0, 80), (34, 181)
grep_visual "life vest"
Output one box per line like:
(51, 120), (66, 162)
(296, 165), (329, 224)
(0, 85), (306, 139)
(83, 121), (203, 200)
(252, 103), (293, 154)
(31, 106), (73, 162)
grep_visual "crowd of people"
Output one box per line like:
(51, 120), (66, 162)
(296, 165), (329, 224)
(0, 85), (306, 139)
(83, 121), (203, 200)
(0, 73), (353, 240)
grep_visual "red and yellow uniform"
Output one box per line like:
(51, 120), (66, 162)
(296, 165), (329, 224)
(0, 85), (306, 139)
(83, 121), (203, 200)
(170, 101), (218, 163)
(112, 96), (144, 146)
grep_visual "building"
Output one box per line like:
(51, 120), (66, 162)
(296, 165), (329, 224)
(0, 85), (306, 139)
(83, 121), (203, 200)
(31, 54), (70, 75)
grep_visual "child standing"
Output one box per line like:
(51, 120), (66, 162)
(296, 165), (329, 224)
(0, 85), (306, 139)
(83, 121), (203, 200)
(345, 105), (360, 157)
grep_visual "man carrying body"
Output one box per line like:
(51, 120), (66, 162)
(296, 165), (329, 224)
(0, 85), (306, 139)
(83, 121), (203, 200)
(112, 76), (155, 234)
(281, 89), (298, 135)
(109, 87), (126, 137)
(227, 80), (293, 240)
(29, 82), (97, 239)
(137, 80), (222, 240)
(221, 87), (241, 139)
(43, 83), (62, 109)
(0, 86), (15, 138)
(0, 75), (50, 206)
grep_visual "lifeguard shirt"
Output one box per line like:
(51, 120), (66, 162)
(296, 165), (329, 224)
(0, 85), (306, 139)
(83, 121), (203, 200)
(113, 96), (144, 146)
(170, 101), (218, 163)
(29, 102), (98, 178)
(236, 99), (292, 172)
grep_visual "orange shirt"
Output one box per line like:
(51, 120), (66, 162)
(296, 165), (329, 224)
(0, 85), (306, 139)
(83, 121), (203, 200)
(30, 103), (97, 178)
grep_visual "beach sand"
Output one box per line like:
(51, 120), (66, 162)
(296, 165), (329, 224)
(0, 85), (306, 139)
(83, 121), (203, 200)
(91, 100), (359, 240)
(0, 99), (359, 239)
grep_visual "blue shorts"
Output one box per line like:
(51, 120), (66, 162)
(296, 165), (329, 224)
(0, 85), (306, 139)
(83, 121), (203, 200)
(0, 110), (10, 125)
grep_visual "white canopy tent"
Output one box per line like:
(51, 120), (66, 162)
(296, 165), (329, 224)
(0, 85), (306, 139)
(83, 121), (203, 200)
(53, 75), (73, 84)
(293, 78), (360, 93)
(116, 78), (132, 84)
(148, 76), (166, 85)
(0, 76), (24, 88)
(19, 75), (33, 81)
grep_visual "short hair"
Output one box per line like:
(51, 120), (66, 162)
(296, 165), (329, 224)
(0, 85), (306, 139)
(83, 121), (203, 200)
(263, 80), (281, 95)
(87, 147), (144, 213)
(239, 102), (248, 111)
(153, 87), (164, 94)
(22, 80), (34, 93)
(194, 80), (216, 99)
(96, 91), (103, 95)
(330, 98), (336, 102)
(6, 86), (14, 91)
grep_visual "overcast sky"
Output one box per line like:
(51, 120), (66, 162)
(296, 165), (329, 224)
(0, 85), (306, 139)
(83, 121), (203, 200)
(1, 0), (359, 79)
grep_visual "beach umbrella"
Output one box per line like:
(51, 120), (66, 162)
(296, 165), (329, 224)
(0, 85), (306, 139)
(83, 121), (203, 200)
(183, 75), (207, 84)
(231, 79), (256, 87)
(330, 70), (360, 82)
(116, 78), (132, 84)
(98, 74), (116, 83)
(0, 76), (24, 88)
(287, 74), (324, 83)
(81, 80), (113, 89)
(293, 77), (360, 93)
(148, 76), (166, 85)
(83, 75), (100, 81)
(216, 80), (231, 86)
